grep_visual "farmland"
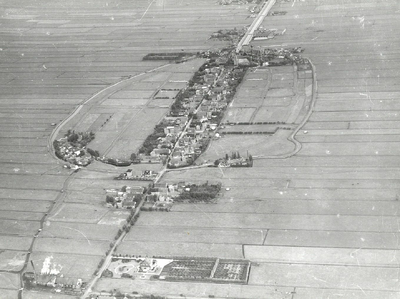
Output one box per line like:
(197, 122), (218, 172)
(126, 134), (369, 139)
(109, 0), (400, 298)
(0, 0), (256, 297)
(2, 0), (400, 298)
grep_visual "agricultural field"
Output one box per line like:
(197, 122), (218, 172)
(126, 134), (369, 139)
(2, 0), (400, 298)
(0, 0), (256, 297)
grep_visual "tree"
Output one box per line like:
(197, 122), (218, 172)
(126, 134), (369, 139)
(121, 185), (127, 192)
(225, 153), (229, 160)
(106, 196), (115, 204)
(130, 153), (137, 161)
(248, 154), (253, 161)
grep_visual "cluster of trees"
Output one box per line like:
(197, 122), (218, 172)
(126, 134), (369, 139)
(224, 151), (252, 160)
(176, 182), (222, 202)
(65, 130), (95, 146)
(139, 122), (169, 155)
(86, 148), (100, 157)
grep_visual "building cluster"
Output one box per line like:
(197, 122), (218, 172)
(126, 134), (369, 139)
(105, 186), (145, 209)
(236, 46), (306, 66)
(115, 169), (158, 181)
(215, 152), (253, 167)
(53, 131), (95, 167)
(138, 51), (248, 169)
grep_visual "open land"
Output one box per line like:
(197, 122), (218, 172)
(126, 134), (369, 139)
(1, 0), (255, 298)
(2, 0), (400, 298)
(107, 0), (400, 298)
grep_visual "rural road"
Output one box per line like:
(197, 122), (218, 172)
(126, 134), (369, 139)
(236, 0), (277, 53)
(47, 63), (171, 162)
(81, 199), (145, 299)
(255, 57), (318, 159)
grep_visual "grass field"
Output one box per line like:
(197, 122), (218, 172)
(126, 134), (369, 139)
(2, 0), (400, 298)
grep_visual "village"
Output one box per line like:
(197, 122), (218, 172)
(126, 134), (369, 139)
(52, 43), (308, 171)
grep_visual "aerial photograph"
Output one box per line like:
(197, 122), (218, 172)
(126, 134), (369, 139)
(1, 0), (399, 298)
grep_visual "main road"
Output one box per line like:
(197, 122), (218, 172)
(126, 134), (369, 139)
(236, 0), (276, 53)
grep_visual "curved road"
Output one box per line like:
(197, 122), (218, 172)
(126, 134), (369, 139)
(47, 63), (171, 161)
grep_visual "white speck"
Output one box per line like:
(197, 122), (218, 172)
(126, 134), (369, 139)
(361, 238), (365, 242)
(326, 150), (331, 155)
(13, 168), (20, 172)
(110, 17), (114, 20)
(372, 206), (375, 210)
(21, 53), (24, 56)
(336, 214), (340, 218)
(375, 151), (379, 155)
(328, 61), (332, 65)
(46, 32), (50, 35)
(279, 191), (283, 195)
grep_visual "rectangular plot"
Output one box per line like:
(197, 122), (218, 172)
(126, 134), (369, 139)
(0, 251), (27, 272)
(33, 238), (109, 256)
(224, 108), (256, 123)
(0, 273), (19, 290)
(148, 97), (175, 107)
(0, 235), (33, 251)
(29, 252), (101, 281)
(143, 72), (172, 82)
(249, 263), (400, 291)
(297, 128), (400, 136)
(94, 279), (293, 299)
(48, 203), (108, 224)
(319, 85), (400, 93)
(315, 100), (400, 112)
(310, 111), (400, 122)
(253, 107), (291, 123)
(0, 290), (19, 299)
(135, 212), (400, 232)
(295, 288), (400, 299)
(39, 222), (119, 241)
(125, 226), (263, 244)
(173, 199), (398, 216)
(303, 122), (350, 130)
(299, 142), (400, 156)
(266, 230), (400, 250)
(117, 240), (243, 259)
(0, 211), (44, 221)
(110, 89), (155, 99)
(317, 91), (400, 101)
(0, 189), (59, 201)
(0, 174), (66, 190)
(297, 134), (400, 143)
(0, 199), (51, 212)
(244, 245), (400, 267)
(0, 219), (40, 236)
(290, 178), (400, 189)
(101, 98), (148, 106)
